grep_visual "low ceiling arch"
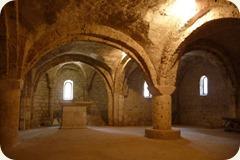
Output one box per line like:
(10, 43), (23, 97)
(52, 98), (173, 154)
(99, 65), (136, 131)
(31, 53), (113, 95)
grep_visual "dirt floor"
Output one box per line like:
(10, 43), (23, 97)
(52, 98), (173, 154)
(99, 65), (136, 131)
(5, 126), (240, 160)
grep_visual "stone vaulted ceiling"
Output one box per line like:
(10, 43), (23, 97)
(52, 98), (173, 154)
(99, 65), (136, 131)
(29, 41), (125, 74)
(1, 0), (240, 88)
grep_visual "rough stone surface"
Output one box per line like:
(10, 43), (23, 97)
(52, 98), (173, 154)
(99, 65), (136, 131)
(88, 72), (109, 124)
(6, 126), (240, 160)
(173, 51), (237, 128)
(123, 68), (152, 126)
(145, 128), (180, 139)
(32, 74), (50, 127)
(0, 79), (22, 150)
(30, 63), (109, 128)
(1, 0), (240, 149)
(61, 102), (89, 129)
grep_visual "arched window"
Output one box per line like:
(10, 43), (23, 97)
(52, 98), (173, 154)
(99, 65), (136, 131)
(63, 80), (73, 100)
(200, 75), (208, 96)
(143, 81), (152, 98)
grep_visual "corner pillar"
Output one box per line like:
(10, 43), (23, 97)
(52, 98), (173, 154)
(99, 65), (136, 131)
(145, 85), (180, 139)
(0, 79), (22, 150)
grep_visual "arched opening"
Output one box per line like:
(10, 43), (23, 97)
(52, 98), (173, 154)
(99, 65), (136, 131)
(63, 80), (73, 100)
(119, 60), (152, 126)
(2, 1), (240, 159)
(173, 50), (237, 128)
(143, 81), (152, 98)
(30, 62), (109, 128)
(199, 75), (208, 96)
(20, 41), (153, 129)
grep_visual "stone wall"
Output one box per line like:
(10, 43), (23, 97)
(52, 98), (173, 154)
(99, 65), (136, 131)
(174, 51), (236, 128)
(31, 63), (108, 128)
(32, 74), (50, 127)
(123, 68), (152, 126)
(88, 72), (108, 125)
(50, 64), (86, 125)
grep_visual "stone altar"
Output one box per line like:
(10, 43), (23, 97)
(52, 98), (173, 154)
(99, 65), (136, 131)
(60, 101), (93, 129)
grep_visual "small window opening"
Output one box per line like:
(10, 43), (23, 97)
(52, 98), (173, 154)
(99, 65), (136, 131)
(63, 80), (73, 100)
(200, 75), (208, 96)
(143, 81), (152, 98)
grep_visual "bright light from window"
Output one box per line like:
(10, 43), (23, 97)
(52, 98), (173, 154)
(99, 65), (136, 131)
(63, 80), (73, 100)
(143, 81), (152, 98)
(168, 0), (197, 23)
(200, 75), (208, 96)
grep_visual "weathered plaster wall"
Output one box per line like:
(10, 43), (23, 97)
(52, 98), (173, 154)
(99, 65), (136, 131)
(123, 68), (152, 126)
(174, 51), (236, 128)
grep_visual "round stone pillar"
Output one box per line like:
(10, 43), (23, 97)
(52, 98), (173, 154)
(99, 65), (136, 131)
(0, 79), (22, 150)
(145, 85), (180, 139)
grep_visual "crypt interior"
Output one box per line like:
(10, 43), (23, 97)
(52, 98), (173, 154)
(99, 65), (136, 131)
(0, 0), (240, 160)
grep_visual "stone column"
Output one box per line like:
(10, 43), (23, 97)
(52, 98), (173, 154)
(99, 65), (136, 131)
(113, 93), (119, 126)
(0, 79), (22, 150)
(112, 92), (125, 126)
(145, 85), (180, 139)
(107, 95), (114, 126)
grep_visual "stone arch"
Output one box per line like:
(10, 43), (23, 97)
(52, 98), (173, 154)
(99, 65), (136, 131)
(115, 57), (155, 98)
(55, 61), (114, 125)
(23, 53), (114, 127)
(160, 18), (240, 87)
(175, 49), (236, 95)
(174, 49), (237, 127)
(32, 53), (113, 94)
(1, 1), (17, 78)
(177, 40), (238, 89)
(164, 18), (240, 127)
(21, 24), (158, 91)
(29, 60), (113, 127)
(53, 63), (86, 101)
(112, 57), (152, 126)
(160, 7), (239, 85)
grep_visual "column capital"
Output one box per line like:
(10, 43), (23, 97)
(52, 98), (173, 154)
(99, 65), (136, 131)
(157, 85), (176, 95)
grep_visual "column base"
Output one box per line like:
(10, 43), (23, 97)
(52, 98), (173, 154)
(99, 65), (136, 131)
(145, 128), (181, 139)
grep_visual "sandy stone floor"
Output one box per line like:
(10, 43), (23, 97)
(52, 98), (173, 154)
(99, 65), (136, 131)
(6, 126), (240, 160)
